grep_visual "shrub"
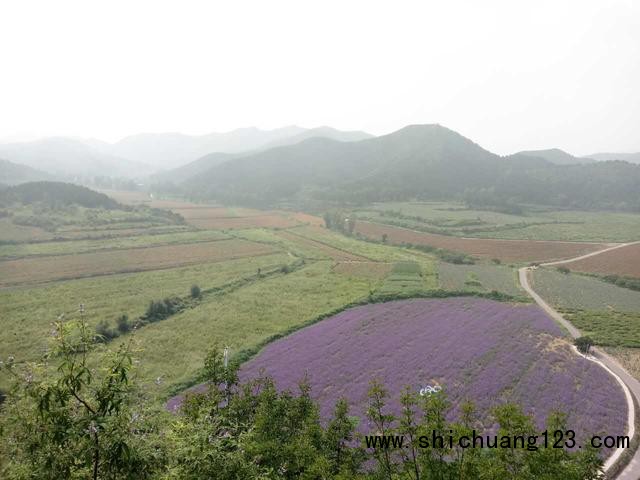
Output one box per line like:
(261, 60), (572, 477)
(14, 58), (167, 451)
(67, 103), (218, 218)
(557, 266), (571, 274)
(116, 314), (131, 333)
(491, 258), (501, 265)
(190, 284), (201, 299)
(575, 336), (594, 354)
(95, 320), (117, 342)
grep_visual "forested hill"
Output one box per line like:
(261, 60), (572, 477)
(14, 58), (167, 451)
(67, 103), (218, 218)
(183, 124), (640, 211)
(0, 181), (122, 209)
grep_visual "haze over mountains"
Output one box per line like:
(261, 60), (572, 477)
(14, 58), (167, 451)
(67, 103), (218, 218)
(0, 126), (373, 181)
(1, 123), (639, 211)
(179, 124), (640, 211)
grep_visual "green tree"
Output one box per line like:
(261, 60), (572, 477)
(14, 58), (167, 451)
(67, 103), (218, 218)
(0, 318), (164, 479)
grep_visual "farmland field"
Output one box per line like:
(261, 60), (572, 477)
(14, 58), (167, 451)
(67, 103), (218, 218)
(332, 261), (393, 280)
(0, 239), (276, 286)
(562, 243), (640, 278)
(437, 262), (524, 297)
(530, 268), (640, 312)
(0, 252), (294, 390)
(354, 220), (607, 263)
(0, 229), (229, 259)
(357, 201), (640, 242)
(563, 311), (640, 347)
(114, 260), (373, 397)
(229, 298), (626, 443)
(275, 229), (369, 261)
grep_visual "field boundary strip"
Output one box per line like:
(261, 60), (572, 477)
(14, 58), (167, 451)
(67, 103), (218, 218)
(276, 229), (373, 262)
(355, 220), (609, 262)
(0, 241), (279, 288)
(0, 236), (233, 261)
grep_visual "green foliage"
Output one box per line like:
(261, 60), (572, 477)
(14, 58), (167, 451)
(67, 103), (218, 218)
(565, 310), (640, 347)
(557, 266), (571, 274)
(190, 284), (201, 299)
(0, 319), (166, 479)
(116, 315), (131, 334)
(575, 336), (594, 354)
(0, 181), (122, 210)
(601, 274), (640, 292)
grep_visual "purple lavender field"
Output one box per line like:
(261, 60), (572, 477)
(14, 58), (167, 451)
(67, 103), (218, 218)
(237, 298), (626, 441)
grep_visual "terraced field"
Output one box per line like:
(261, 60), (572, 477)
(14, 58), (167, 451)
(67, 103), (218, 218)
(354, 221), (608, 263)
(0, 239), (276, 286)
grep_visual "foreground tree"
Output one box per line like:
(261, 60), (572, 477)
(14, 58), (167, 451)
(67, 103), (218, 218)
(0, 317), (165, 479)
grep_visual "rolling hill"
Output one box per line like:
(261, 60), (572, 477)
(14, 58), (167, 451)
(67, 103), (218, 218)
(0, 138), (150, 179)
(585, 152), (640, 164)
(0, 181), (122, 209)
(183, 124), (640, 211)
(110, 126), (307, 170)
(151, 127), (374, 184)
(0, 159), (53, 185)
(514, 148), (594, 165)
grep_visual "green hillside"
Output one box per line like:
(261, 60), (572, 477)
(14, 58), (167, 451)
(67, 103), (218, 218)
(182, 124), (640, 211)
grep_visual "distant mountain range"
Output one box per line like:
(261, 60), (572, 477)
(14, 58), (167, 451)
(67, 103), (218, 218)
(513, 148), (595, 165)
(150, 126), (372, 184)
(0, 125), (638, 211)
(585, 152), (640, 164)
(179, 124), (640, 211)
(0, 126), (373, 181)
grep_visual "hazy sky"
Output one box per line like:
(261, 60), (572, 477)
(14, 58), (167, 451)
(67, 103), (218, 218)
(0, 0), (638, 155)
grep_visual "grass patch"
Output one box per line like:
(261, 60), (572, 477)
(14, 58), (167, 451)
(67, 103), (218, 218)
(0, 252), (292, 389)
(531, 268), (640, 313)
(563, 310), (640, 347)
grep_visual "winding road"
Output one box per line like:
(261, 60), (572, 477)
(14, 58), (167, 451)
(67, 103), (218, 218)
(518, 241), (640, 479)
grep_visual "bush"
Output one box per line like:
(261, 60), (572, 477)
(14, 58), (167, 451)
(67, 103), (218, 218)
(280, 264), (291, 274)
(491, 258), (501, 265)
(116, 314), (130, 334)
(190, 284), (201, 299)
(557, 266), (571, 274)
(95, 320), (117, 342)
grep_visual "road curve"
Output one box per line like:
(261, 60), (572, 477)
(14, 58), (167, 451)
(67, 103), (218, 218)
(518, 241), (640, 479)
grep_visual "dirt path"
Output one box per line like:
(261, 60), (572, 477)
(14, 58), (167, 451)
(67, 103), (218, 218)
(519, 243), (640, 479)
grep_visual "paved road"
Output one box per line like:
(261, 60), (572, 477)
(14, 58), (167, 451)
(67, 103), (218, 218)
(518, 242), (640, 479)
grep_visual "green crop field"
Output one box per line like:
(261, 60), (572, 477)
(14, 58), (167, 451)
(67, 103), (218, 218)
(354, 201), (640, 242)
(437, 262), (525, 297)
(565, 311), (640, 347)
(376, 261), (427, 296)
(0, 229), (229, 259)
(0, 253), (294, 387)
(531, 268), (640, 312)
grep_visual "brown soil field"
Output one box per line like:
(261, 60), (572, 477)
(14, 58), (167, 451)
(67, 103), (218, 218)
(332, 261), (393, 279)
(286, 212), (325, 227)
(171, 207), (269, 219)
(565, 243), (640, 278)
(276, 230), (369, 261)
(354, 221), (607, 263)
(188, 215), (300, 230)
(0, 239), (276, 287)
